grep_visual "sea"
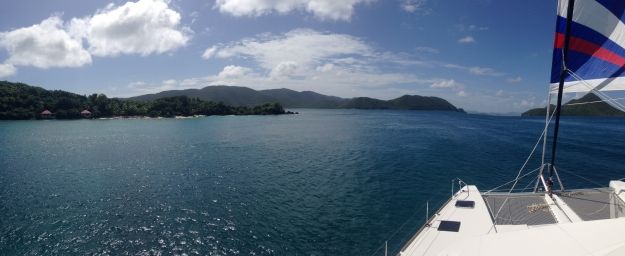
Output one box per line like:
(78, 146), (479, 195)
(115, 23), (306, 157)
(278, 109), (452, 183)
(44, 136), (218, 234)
(1, 109), (625, 255)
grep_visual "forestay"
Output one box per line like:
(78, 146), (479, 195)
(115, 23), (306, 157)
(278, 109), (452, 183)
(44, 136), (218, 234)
(551, 0), (625, 93)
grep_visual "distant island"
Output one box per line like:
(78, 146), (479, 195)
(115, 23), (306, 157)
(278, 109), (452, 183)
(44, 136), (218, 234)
(0, 81), (290, 120)
(522, 93), (625, 117)
(128, 85), (465, 112)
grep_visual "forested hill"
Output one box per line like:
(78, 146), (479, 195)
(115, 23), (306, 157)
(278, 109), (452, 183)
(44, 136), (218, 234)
(522, 93), (625, 117)
(0, 81), (288, 120)
(128, 85), (465, 112)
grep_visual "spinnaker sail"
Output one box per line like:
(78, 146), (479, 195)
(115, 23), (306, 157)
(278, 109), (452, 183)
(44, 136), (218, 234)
(551, 0), (625, 93)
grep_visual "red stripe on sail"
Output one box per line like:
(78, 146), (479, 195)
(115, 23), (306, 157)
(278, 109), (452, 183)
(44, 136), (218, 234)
(555, 32), (625, 67)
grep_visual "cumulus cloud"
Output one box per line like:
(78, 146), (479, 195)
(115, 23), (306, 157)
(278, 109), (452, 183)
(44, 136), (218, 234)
(0, 16), (92, 69)
(75, 0), (191, 57)
(270, 61), (299, 79)
(139, 30), (435, 96)
(0, 0), (190, 75)
(218, 65), (253, 79)
(205, 29), (373, 71)
(214, 0), (372, 21)
(458, 36), (475, 44)
(0, 63), (17, 78)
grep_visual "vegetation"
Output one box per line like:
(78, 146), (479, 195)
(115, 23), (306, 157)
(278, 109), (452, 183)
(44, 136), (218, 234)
(0, 81), (289, 120)
(522, 93), (625, 117)
(129, 85), (465, 112)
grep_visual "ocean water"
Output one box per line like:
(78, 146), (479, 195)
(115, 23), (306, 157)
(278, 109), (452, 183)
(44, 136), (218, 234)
(1, 109), (625, 255)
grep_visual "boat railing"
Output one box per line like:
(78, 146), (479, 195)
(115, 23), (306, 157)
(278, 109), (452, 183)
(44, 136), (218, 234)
(368, 178), (468, 256)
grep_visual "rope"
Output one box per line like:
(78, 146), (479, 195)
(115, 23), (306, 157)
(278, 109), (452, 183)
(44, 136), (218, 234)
(484, 168), (540, 194)
(491, 106), (557, 223)
(567, 70), (625, 112)
(564, 96), (625, 106)
(556, 168), (605, 188)
(368, 185), (449, 256)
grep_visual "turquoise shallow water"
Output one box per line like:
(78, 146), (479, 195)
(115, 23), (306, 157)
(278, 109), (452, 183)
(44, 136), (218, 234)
(1, 109), (625, 255)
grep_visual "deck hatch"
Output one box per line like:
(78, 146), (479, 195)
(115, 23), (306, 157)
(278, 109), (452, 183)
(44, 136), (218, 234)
(455, 200), (475, 208)
(437, 220), (461, 232)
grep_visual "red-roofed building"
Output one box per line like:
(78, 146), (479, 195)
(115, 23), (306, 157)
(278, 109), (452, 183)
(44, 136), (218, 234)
(80, 109), (92, 118)
(40, 110), (53, 119)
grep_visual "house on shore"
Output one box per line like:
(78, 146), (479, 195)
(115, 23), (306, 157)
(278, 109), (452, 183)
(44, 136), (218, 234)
(80, 110), (92, 118)
(40, 110), (53, 119)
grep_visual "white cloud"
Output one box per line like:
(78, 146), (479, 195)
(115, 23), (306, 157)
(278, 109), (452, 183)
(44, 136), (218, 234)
(468, 66), (502, 76)
(214, 0), (371, 21)
(206, 29), (373, 70)
(202, 46), (218, 59)
(457, 90), (467, 97)
(316, 63), (335, 72)
(218, 65), (253, 79)
(0, 16), (91, 69)
(191, 29), (446, 96)
(458, 36), (475, 44)
(507, 76), (522, 83)
(0, 0), (191, 75)
(270, 61), (299, 79)
(496, 89), (504, 96)
(401, 0), (426, 13)
(444, 63), (502, 76)
(0, 63), (17, 78)
(76, 0), (191, 57)
(430, 79), (460, 89)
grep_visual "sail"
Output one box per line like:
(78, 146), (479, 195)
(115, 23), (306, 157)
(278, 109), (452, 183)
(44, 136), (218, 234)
(551, 0), (625, 93)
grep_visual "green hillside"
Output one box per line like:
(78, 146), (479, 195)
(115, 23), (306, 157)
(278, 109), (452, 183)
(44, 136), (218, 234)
(522, 93), (625, 117)
(128, 85), (465, 112)
(0, 81), (288, 120)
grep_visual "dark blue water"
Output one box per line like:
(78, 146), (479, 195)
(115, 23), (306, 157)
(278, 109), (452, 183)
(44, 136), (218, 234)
(1, 109), (625, 255)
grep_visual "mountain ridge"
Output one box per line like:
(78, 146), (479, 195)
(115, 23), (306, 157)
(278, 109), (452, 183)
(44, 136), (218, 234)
(127, 85), (465, 112)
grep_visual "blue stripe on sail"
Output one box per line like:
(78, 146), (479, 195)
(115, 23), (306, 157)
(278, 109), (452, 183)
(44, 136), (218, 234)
(551, 49), (625, 83)
(551, 49), (562, 83)
(595, 0), (625, 22)
(554, 16), (625, 60)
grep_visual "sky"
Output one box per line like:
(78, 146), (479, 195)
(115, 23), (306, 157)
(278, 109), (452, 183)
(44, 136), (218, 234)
(0, 0), (560, 113)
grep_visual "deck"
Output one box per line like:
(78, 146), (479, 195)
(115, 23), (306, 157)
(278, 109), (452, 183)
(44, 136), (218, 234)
(399, 180), (625, 256)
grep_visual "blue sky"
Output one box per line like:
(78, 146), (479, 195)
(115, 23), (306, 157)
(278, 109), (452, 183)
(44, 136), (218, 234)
(0, 0), (559, 113)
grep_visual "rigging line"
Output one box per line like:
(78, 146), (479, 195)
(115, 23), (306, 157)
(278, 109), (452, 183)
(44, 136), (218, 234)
(492, 107), (557, 221)
(567, 70), (625, 112)
(564, 96), (625, 106)
(520, 175), (538, 192)
(367, 203), (428, 256)
(368, 185), (449, 256)
(507, 106), (557, 194)
(556, 168), (605, 188)
(484, 168), (540, 194)
(492, 108), (557, 220)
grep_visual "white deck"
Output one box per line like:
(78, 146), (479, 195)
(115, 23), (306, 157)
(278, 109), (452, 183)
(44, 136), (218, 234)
(399, 181), (625, 256)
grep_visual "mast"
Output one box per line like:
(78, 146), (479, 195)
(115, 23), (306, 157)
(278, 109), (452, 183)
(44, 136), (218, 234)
(549, 0), (575, 178)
